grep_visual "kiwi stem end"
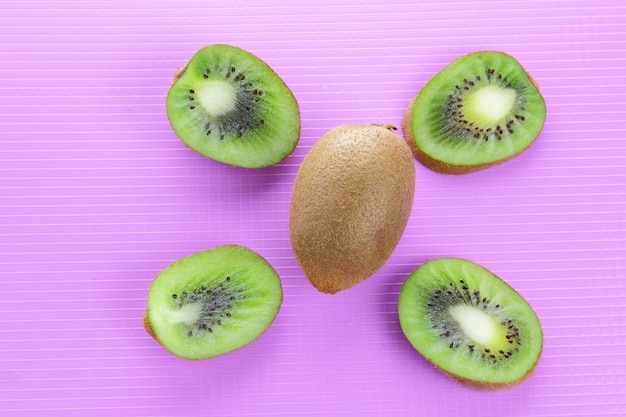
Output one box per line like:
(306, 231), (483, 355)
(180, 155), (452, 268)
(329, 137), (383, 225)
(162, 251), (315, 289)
(172, 66), (187, 86)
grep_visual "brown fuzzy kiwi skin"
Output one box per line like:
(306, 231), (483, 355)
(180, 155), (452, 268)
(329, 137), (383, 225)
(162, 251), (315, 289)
(143, 312), (158, 341)
(401, 63), (545, 175)
(289, 124), (416, 294)
(171, 65), (187, 86)
(436, 358), (540, 391)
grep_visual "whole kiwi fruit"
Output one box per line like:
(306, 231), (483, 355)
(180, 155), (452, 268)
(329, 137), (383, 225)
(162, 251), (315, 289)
(289, 124), (416, 294)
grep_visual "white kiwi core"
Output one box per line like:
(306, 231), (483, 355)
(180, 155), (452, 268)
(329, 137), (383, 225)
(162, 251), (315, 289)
(463, 85), (516, 126)
(449, 305), (500, 345)
(196, 80), (237, 117)
(165, 302), (202, 325)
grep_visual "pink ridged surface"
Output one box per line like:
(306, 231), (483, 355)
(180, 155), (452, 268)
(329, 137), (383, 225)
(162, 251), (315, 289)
(1, 1), (625, 416)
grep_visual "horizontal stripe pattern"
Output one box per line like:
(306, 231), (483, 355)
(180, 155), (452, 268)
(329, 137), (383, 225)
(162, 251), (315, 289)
(1, 1), (625, 416)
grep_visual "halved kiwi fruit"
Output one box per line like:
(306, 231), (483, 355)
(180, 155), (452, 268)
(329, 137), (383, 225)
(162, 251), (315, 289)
(144, 245), (283, 360)
(166, 44), (301, 168)
(398, 258), (543, 390)
(402, 51), (546, 174)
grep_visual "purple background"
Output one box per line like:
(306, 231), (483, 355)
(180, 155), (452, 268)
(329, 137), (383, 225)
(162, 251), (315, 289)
(1, 1), (625, 416)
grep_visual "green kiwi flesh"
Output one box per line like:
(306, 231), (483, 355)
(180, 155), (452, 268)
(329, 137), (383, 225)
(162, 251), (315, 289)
(398, 258), (543, 390)
(166, 44), (301, 168)
(403, 51), (546, 174)
(145, 245), (283, 360)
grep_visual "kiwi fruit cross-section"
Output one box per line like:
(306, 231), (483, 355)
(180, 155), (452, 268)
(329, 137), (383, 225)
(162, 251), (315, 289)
(166, 44), (301, 168)
(289, 124), (415, 294)
(402, 51), (546, 174)
(144, 245), (283, 360)
(398, 258), (543, 390)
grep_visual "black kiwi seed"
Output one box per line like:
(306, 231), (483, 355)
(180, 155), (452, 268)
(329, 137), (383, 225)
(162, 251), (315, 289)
(169, 279), (244, 336)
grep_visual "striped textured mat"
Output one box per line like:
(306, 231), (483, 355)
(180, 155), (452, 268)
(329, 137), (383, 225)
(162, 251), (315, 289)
(1, 1), (625, 416)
